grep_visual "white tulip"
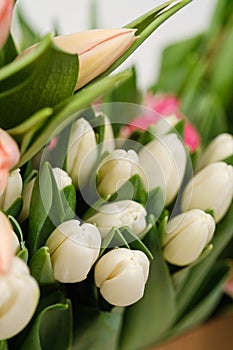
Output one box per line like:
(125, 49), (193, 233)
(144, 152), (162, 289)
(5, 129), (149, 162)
(87, 200), (147, 239)
(0, 211), (15, 274)
(138, 133), (186, 205)
(153, 115), (179, 137)
(66, 118), (97, 189)
(0, 257), (40, 340)
(196, 133), (233, 171)
(0, 169), (22, 211)
(94, 248), (150, 306)
(19, 168), (72, 223)
(46, 220), (101, 283)
(163, 209), (215, 266)
(97, 149), (142, 197)
(181, 162), (233, 223)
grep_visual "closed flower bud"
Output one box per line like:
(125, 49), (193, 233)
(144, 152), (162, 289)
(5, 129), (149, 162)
(20, 28), (136, 90)
(46, 220), (101, 283)
(163, 209), (215, 266)
(181, 162), (233, 223)
(0, 129), (20, 193)
(0, 0), (14, 49)
(196, 133), (233, 171)
(66, 118), (97, 189)
(0, 256), (40, 340)
(138, 133), (186, 205)
(97, 149), (141, 197)
(87, 200), (147, 239)
(95, 248), (149, 306)
(0, 169), (22, 211)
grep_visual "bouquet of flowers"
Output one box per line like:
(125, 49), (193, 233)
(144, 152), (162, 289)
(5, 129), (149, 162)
(0, 1), (232, 349)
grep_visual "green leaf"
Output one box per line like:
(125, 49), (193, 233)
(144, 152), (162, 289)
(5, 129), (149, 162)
(0, 35), (78, 129)
(0, 35), (18, 68)
(145, 187), (165, 221)
(61, 185), (76, 221)
(73, 306), (123, 350)
(18, 299), (72, 350)
(0, 340), (8, 350)
(120, 225), (176, 350)
(16, 7), (41, 51)
(27, 162), (66, 254)
(29, 247), (55, 285)
(176, 204), (233, 319)
(5, 197), (23, 218)
(109, 174), (147, 205)
(173, 262), (230, 334)
(121, 227), (154, 260)
(17, 70), (132, 168)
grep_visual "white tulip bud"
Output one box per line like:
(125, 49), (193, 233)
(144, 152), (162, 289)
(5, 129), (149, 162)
(94, 248), (150, 306)
(181, 162), (233, 223)
(87, 200), (147, 239)
(0, 169), (22, 211)
(46, 220), (101, 283)
(163, 209), (215, 266)
(196, 133), (233, 171)
(52, 167), (72, 190)
(66, 118), (97, 189)
(153, 115), (179, 137)
(97, 149), (142, 197)
(0, 257), (40, 340)
(138, 133), (186, 205)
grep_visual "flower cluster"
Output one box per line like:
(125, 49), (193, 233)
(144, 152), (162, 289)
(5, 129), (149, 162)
(0, 0), (233, 349)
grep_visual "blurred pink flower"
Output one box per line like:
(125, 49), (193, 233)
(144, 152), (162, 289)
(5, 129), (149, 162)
(121, 93), (200, 152)
(0, 0), (14, 49)
(0, 128), (20, 193)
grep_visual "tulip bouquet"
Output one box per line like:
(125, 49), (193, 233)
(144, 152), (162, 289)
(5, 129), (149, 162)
(0, 0), (233, 350)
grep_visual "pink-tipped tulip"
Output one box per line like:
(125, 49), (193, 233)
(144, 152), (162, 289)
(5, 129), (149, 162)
(0, 211), (14, 274)
(0, 129), (20, 193)
(0, 0), (14, 49)
(21, 28), (136, 90)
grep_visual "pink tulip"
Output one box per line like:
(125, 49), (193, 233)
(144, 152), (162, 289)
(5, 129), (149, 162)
(0, 129), (20, 193)
(121, 93), (200, 152)
(0, 0), (14, 49)
(0, 211), (14, 274)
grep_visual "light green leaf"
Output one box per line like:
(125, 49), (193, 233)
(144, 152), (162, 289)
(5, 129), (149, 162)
(29, 247), (55, 285)
(0, 340), (8, 350)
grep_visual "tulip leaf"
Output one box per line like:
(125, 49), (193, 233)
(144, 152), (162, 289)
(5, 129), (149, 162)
(29, 247), (55, 285)
(17, 70), (133, 168)
(120, 225), (176, 350)
(0, 340), (8, 350)
(224, 154), (233, 166)
(109, 174), (147, 205)
(15, 299), (72, 350)
(0, 35), (18, 68)
(0, 35), (79, 129)
(27, 162), (67, 254)
(173, 261), (230, 334)
(176, 203), (233, 319)
(73, 305), (123, 350)
(5, 197), (23, 218)
(61, 185), (76, 221)
(120, 227), (154, 260)
(146, 187), (165, 221)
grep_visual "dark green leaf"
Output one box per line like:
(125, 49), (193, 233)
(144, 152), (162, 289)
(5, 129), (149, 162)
(121, 227), (153, 260)
(5, 197), (23, 218)
(0, 35), (18, 68)
(0, 35), (78, 129)
(61, 185), (76, 221)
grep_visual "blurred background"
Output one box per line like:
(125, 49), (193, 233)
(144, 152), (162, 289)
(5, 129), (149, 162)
(12, 0), (217, 90)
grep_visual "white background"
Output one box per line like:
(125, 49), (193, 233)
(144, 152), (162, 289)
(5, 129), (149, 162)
(13, 0), (217, 89)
